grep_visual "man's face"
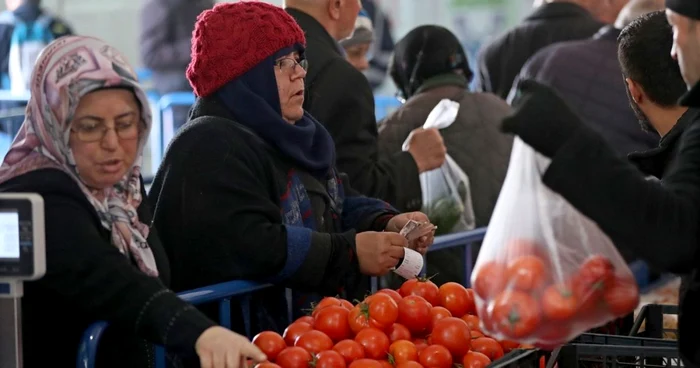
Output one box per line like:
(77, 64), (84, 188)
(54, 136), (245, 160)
(667, 9), (700, 88)
(337, 0), (362, 40)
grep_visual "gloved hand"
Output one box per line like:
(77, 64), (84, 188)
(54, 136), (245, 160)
(501, 79), (585, 158)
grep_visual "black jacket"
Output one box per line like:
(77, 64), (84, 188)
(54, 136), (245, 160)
(286, 8), (422, 212)
(475, 2), (603, 99)
(0, 169), (214, 368)
(541, 85), (700, 367)
(518, 26), (659, 157)
(148, 97), (397, 335)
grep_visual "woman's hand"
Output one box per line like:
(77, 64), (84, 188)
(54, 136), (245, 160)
(195, 326), (266, 368)
(355, 231), (408, 275)
(385, 212), (435, 255)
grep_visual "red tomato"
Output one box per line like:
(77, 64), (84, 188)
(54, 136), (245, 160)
(473, 261), (507, 299)
(283, 322), (313, 346)
(506, 255), (548, 292)
(603, 275), (640, 316)
(377, 289), (403, 305)
(296, 316), (314, 325)
(491, 290), (541, 338)
(354, 327), (391, 360)
(430, 317), (472, 360)
(397, 295), (432, 335)
(499, 340), (520, 353)
(314, 305), (352, 342)
(462, 351), (491, 368)
(386, 323), (411, 342)
(541, 283), (578, 321)
(389, 340), (418, 364)
(399, 278), (440, 306)
(412, 338), (429, 353)
(315, 350), (347, 368)
(313, 297), (345, 318)
(575, 255), (615, 308)
(276, 347), (312, 368)
(252, 331), (286, 361)
(333, 339), (365, 365)
(471, 337), (504, 361)
(418, 345), (453, 368)
(341, 300), (354, 310)
(461, 314), (481, 332)
(379, 361), (393, 368)
(438, 282), (474, 317)
(294, 330), (334, 354)
(429, 306), (452, 329)
(471, 330), (484, 339)
(348, 294), (399, 334)
(534, 322), (571, 349)
(255, 363), (282, 368)
(348, 359), (383, 368)
(396, 362), (423, 368)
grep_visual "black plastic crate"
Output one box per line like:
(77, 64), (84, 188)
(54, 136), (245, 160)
(489, 349), (546, 368)
(631, 304), (678, 339)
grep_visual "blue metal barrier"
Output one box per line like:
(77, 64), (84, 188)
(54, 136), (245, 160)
(374, 95), (402, 122)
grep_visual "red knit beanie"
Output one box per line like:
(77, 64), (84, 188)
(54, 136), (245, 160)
(186, 1), (306, 97)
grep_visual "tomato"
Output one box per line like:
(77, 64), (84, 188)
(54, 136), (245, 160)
(252, 331), (286, 361)
(315, 350), (347, 368)
(471, 337), (504, 361)
(294, 330), (334, 354)
(430, 317), (471, 359)
(430, 306), (452, 329)
(575, 255), (615, 308)
(535, 322), (571, 349)
(506, 255), (548, 292)
(283, 322), (314, 346)
(341, 300), (354, 310)
(314, 305), (352, 342)
(348, 294), (399, 334)
(461, 314), (481, 332)
(491, 290), (541, 338)
(506, 238), (545, 258)
(462, 351), (491, 368)
(437, 282), (474, 317)
(377, 289), (403, 305)
(541, 283), (578, 321)
(471, 329), (484, 339)
(603, 275), (640, 316)
(389, 340), (418, 364)
(397, 295), (432, 335)
(396, 362), (423, 368)
(296, 316), (314, 325)
(386, 323), (411, 342)
(255, 363), (282, 368)
(313, 297), (344, 318)
(379, 361), (393, 368)
(348, 359), (383, 368)
(276, 347), (312, 368)
(473, 261), (507, 299)
(399, 278), (440, 306)
(354, 327), (390, 360)
(418, 345), (453, 368)
(412, 338), (429, 353)
(499, 340), (520, 353)
(333, 339), (365, 365)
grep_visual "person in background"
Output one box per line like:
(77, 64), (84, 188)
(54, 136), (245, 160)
(148, 2), (435, 342)
(139, 0), (213, 131)
(0, 36), (264, 368)
(475, 0), (625, 99)
(361, 0), (394, 91)
(512, 0), (663, 158)
(284, 0), (446, 213)
(499, 0), (700, 364)
(378, 25), (513, 286)
(340, 9), (373, 72)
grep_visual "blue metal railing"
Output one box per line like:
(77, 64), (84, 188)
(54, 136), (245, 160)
(75, 227), (488, 368)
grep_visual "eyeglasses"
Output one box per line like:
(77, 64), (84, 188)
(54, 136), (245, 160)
(275, 58), (308, 74)
(71, 121), (140, 142)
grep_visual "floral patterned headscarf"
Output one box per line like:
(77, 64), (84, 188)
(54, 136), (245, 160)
(0, 36), (158, 276)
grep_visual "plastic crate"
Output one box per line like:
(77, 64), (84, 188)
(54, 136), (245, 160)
(548, 333), (680, 367)
(631, 304), (678, 339)
(489, 349), (547, 367)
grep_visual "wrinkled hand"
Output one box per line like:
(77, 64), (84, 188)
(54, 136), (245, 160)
(195, 326), (266, 368)
(501, 79), (584, 158)
(356, 231), (408, 276)
(386, 212), (435, 255)
(405, 128), (447, 172)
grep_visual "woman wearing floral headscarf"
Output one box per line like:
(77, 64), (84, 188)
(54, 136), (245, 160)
(0, 36), (264, 368)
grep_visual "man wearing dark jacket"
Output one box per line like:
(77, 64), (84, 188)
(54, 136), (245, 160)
(284, 0), (447, 212)
(500, 0), (700, 364)
(513, 0), (663, 157)
(475, 0), (619, 99)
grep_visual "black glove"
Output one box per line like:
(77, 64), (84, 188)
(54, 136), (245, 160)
(501, 79), (584, 158)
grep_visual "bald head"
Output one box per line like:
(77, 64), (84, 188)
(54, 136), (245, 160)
(284, 0), (361, 41)
(614, 0), (664, 28)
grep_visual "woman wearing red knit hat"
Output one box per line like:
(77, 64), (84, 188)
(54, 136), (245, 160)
(148, 1), (435, 335)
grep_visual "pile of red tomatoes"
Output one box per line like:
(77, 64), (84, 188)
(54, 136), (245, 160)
(251, 280), (532, 368)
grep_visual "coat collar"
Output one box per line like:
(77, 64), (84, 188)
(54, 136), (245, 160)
(286, 8), (345, 56)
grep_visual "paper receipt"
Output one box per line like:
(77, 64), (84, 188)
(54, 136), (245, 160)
(392, 247), (424, 279)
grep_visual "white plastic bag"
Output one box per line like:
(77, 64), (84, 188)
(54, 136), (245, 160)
(470, 138), (639, 349)
(403, 99), (476, 235)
